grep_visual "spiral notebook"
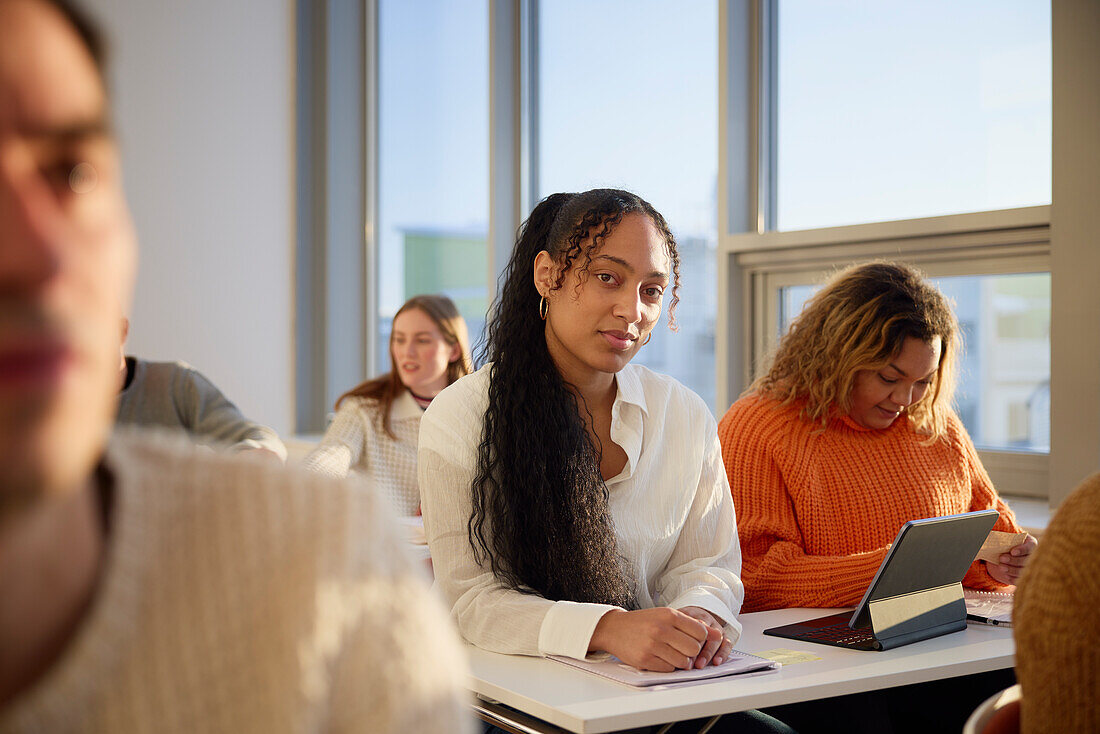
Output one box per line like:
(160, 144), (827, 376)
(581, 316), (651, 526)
(964, 588), (1014, 627)
(547, 650), (779, 688)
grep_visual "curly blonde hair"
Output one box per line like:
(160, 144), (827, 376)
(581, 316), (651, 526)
(752, 262), (959, 440)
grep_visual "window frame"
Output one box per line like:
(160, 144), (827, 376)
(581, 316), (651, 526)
(741, 222), (1051, 498)
(306, 0), (1099, 504)
(725, 230), (1053, 503)
(716, 0), (1057, 499)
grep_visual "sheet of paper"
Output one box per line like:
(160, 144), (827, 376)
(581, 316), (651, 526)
(964, 589), (1014, 625)
(753, 648), (822, 665)
(976, 530), (1027, 564)
(548, 649), (779, 687)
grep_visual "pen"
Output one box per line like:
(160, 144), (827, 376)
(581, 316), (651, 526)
(967, 614), (1012, 628)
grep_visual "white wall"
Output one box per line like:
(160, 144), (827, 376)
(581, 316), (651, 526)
(86, 0), (295, 436)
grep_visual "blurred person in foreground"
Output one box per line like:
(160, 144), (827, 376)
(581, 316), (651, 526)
(0, 1), (470, 731)
(1014, 472), (1100, 734)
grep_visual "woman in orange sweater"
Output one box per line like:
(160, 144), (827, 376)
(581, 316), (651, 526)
(719, 262), (1036, 613)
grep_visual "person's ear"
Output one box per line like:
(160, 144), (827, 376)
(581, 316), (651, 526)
(121, 316), (130, 343)
(533, 250), (556, 298)
(448, 342), (461, 363)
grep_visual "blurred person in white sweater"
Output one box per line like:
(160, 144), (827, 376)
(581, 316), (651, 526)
(0, 1), (471, 731)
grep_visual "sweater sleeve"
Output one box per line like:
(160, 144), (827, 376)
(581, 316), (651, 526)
(326, 590), (474, 734)
(174, 364), (287, 460)
(418, 376), (619, 661)
(656, 412), (745, 644)
(301, 401), (369, 478)
(952, 414), (1024, 590)
(718, 396), (888, 612)
(324, 470), (474, 734)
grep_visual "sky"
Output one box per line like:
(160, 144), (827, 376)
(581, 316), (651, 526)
(778, 0), (1051, 230)
(377, 0), (1051, 295)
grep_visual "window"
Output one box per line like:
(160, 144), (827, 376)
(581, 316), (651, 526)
(377, 0), (489, 371)
(778, 272), (1051, 453)
(721, 2), (1054, 497)
(777, 0), (1051, 231)
(538, 0), (719, 408)
(305, 0), (1093, 501)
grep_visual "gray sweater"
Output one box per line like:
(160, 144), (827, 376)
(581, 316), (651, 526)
(116, 357), (286, 460)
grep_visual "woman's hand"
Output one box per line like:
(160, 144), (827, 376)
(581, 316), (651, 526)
(986, 532), (1038, 585)
(589, 607), (719, 672)
(677, 606), (733, 668)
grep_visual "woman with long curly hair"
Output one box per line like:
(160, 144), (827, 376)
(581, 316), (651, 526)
(719, 262), (1036, 615)
(419, 188), (794, 733)
(303, 294), (471, 514)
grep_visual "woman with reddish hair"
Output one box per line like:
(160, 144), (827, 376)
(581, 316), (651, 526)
(303, 294), (472, 515)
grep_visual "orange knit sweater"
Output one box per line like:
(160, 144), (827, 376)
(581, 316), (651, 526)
(718, 392), (1021, 613)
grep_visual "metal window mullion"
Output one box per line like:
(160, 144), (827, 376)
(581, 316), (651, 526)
(717, 0), (756, 410)
(363, 0), (379, 376)
(294, 0), (329, 432)
(520, 0), (538, 217)
(488, 0), (524, 311)
(755, 0), (777, 234)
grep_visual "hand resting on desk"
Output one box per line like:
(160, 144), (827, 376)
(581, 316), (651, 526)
(678, 606), (734, 668)
(589, 606), (731, 672)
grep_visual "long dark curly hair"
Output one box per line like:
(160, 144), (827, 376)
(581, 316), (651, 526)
(469, 188), (681, 608)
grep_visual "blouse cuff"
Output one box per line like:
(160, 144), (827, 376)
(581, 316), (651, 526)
(669, 591), (743, 645)
(537, 600), (620, 660)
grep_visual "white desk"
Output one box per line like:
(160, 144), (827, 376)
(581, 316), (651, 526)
(469, 608), (1014, 733)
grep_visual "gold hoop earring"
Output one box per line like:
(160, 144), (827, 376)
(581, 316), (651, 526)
(539, 296), (548, 320)
(641, 333), (651, 346)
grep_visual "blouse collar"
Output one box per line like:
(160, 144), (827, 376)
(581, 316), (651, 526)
(607, 365), (648, 484)
(612, 363), (649, 417)
(390, 389), (424, 422)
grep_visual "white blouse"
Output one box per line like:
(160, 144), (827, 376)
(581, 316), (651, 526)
(418, 363), (744, 661)
(302, 390), (423, 515)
